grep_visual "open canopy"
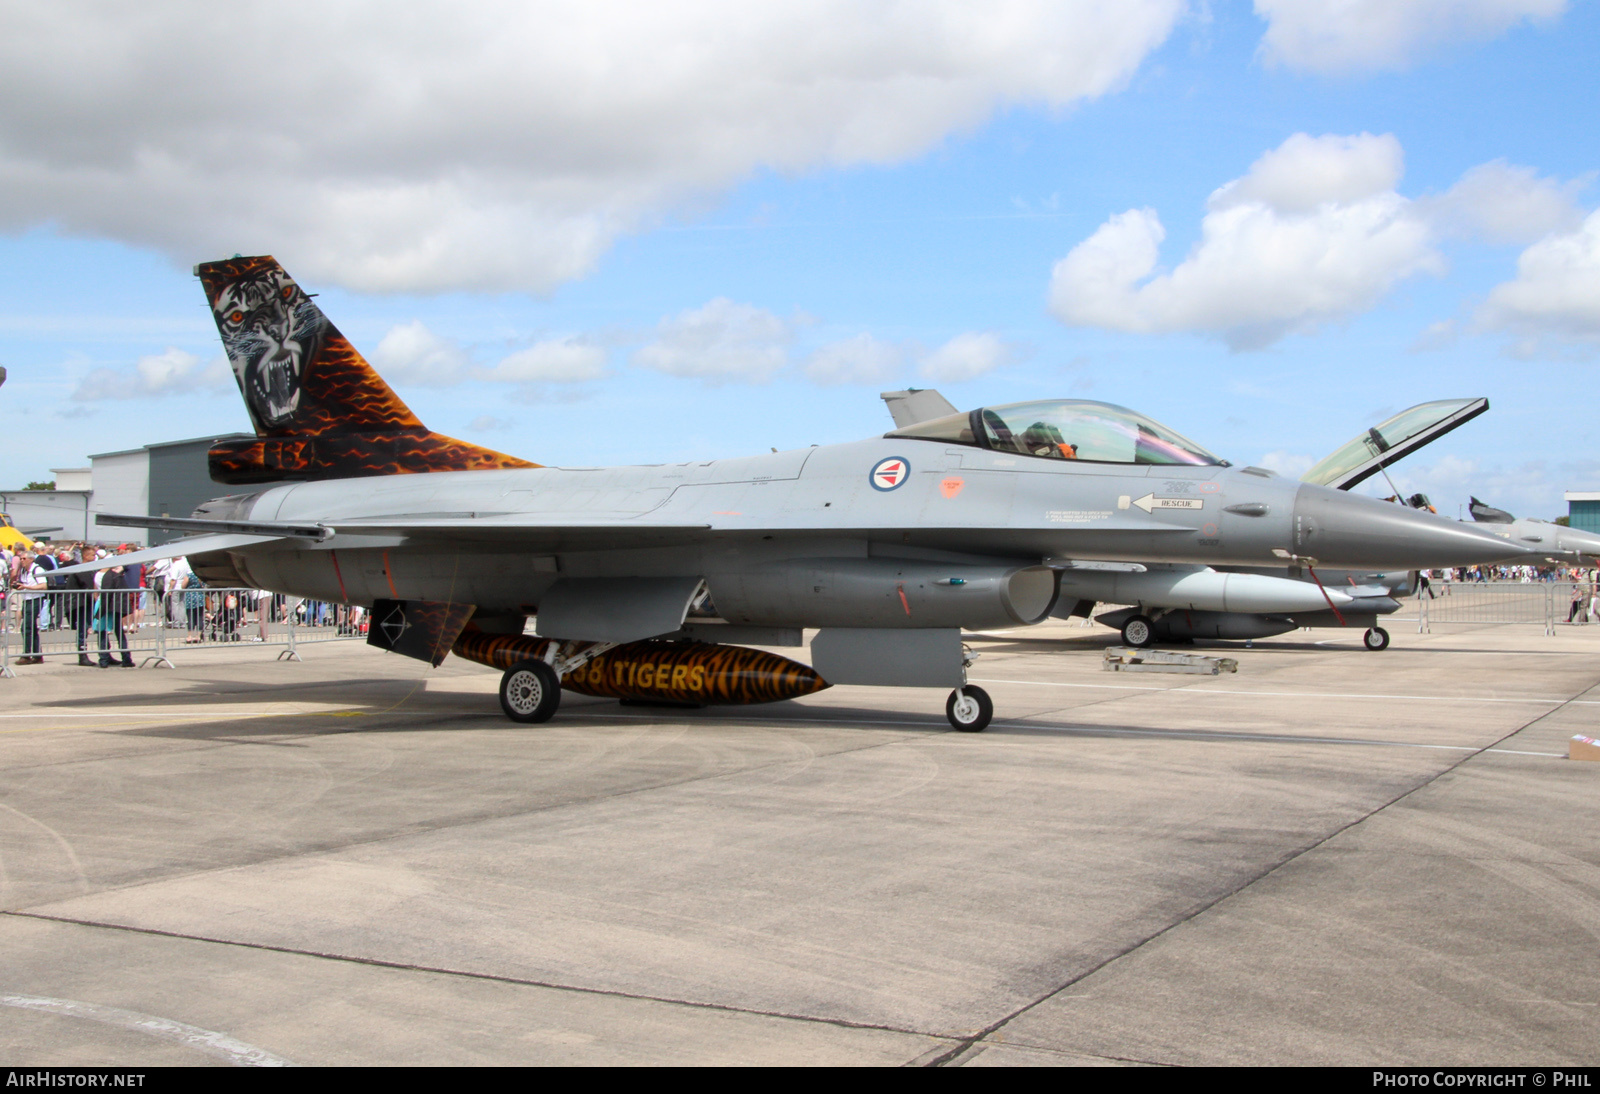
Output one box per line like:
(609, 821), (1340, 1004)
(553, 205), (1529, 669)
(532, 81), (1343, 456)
(887, 399), (1223, 467)
(1300, 398), (1488, 491)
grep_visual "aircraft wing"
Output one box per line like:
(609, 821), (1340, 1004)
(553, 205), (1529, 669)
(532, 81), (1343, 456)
(87, 511), (716, 550)
(324, 515), (714, 542)
(94, 512), (332, 540)
(86, 509), (1192, 558)
(52, 534), (286, 575)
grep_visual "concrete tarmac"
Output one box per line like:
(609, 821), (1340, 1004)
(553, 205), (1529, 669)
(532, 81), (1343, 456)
(0, 620), (1596, 1066)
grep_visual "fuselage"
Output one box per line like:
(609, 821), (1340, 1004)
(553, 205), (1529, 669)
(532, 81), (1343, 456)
(193, 434), (1528, 629)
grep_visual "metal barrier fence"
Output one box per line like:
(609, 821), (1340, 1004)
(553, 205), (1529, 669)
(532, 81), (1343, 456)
(0, 587), (367, 675)
(4, 579), (1591, 675)
(1397, 580), (1597, 636)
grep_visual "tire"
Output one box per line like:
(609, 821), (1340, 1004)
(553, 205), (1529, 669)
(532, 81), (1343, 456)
(1363, 627), (1390, 652)
(946, 685), (994, 732)
(1121, 614), (1154, 648)
(499, 659), (562, 723)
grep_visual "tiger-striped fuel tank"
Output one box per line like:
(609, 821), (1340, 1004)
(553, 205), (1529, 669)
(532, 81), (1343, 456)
(451, 630), (830, 705)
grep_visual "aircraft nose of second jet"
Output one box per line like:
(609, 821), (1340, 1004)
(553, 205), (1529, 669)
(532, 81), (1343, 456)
(1292, 483), (1535, 569)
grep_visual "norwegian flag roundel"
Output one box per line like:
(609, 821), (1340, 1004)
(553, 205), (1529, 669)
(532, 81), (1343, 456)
(870, 456), (910, 491)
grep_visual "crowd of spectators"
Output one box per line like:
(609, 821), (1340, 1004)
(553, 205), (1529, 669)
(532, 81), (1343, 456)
(1, 541), (366, 667)
(1414, 565), (1599, 623)
(1431, 564), (1599, 584)
(3, 541), (160, 666)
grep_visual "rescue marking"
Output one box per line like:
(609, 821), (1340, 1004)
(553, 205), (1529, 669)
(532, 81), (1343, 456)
(940, 476), (964, 499)
(1133, 493), (1204, 513)
(870, 456), (910, 491)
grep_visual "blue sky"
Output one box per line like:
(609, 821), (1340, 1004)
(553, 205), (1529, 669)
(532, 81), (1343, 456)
(1, 1), (1595, 519)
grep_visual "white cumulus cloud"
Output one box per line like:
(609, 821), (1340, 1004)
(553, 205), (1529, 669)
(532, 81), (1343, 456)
(482, 338), (609, 384)
(1257, 449), (1317, 478)
(918, 331), (1017, 382)
(1421, 160), (1589, 245)
(371, 321), (470, 386)
(0, 1), (1182, 294)
(1048, 132), (1444, 350)
(70, 347), (230, 401)
(804, 333), (904, 385)
(1210, 132), (1404, 213)
(1255, 0), (1566, 73)
(1478, 209), (1600, 350)
(634, 299), (792, 383)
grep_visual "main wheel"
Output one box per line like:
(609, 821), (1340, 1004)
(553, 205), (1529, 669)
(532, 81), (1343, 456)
(499, 659), (561, 723)
(1121, 614), (1154, 648)
(1363, 626), (1390, 651)
(946, 685), (993, 732)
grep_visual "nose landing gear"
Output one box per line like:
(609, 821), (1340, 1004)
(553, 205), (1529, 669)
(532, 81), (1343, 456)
(1363, 626), (1390, 651)
(946, 685), (993, 732)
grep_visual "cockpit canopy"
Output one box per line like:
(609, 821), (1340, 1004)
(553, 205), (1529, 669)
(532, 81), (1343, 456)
(1299, 397), (1488, 491)
(887, 399), (1223, 467)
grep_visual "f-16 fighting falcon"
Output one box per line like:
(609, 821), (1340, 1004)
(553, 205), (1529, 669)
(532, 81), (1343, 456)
(69, 256), (1533, 732)
(1466, 495), (1600, 563)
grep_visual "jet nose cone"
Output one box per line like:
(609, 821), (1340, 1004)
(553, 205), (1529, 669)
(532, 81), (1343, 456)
(1293, 485), (1535, 569)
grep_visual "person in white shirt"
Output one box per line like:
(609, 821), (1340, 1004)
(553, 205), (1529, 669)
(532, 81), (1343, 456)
(15, 550), (48, 665)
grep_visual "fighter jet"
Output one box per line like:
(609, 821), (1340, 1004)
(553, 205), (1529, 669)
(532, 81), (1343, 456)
(69, 257), (1531, 732)
(1464, 496), (1600, 563)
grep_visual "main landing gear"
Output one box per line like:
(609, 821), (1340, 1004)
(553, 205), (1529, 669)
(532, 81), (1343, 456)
(500, 659), (561, 723)
(1363, 626), (1391, 651)
(946, 685), (993, 732)
(1121, 613), (1154, 648)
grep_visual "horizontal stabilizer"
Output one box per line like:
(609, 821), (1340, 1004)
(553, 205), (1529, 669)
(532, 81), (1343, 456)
(52, 534), (283, 575)
(95, 512), (331, 541)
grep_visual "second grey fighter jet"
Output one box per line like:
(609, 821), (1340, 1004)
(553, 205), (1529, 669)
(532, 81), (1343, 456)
(72, 257), (1532, 731)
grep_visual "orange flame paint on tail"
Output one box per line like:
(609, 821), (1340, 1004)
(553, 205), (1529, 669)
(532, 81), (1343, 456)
(196, 255), (538, 483)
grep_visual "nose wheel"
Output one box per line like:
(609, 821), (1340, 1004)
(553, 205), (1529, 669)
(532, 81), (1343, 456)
(500, 659), (562, 723)
(1363, 626), (1390, 651)
(946, 685), (993, 732)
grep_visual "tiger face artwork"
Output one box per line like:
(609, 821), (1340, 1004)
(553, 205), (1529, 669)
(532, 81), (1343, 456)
(211, 266), (322, 431)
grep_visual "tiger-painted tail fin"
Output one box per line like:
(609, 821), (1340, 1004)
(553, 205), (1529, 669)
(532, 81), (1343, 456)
(195, 255), (538, 484)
